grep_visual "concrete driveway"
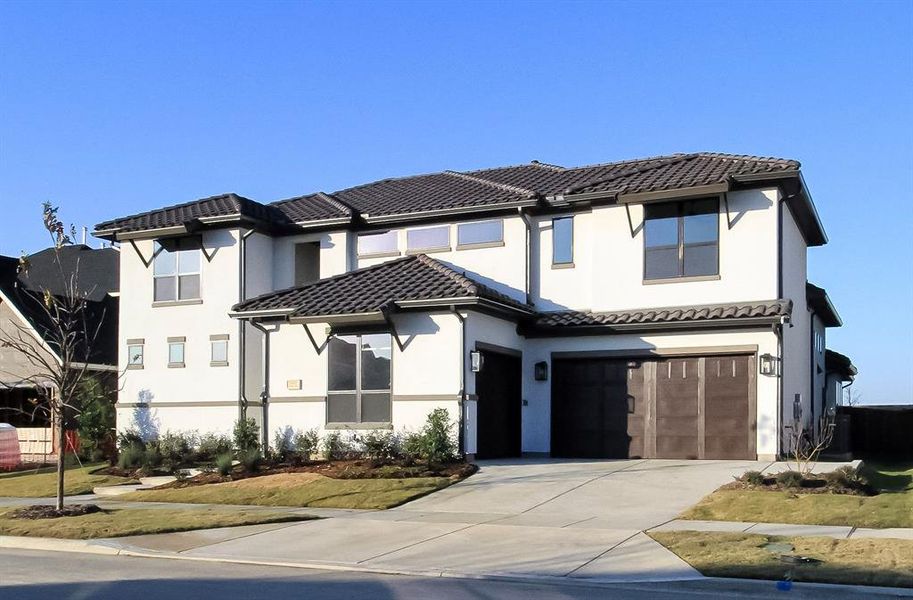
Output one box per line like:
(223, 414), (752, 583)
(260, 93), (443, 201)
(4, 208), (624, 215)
(110, 458), (771, 584)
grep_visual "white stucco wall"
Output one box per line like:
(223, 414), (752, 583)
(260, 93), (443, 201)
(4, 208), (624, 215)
(781, 202), (811, 440)
(272, 230), (352, 290)
(117, 229), (242, 438)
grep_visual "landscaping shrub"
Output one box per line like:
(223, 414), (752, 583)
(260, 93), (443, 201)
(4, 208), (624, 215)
(233, 417), (260, 453)
(824, 465), (870, 493)
(239, 449), (263, 473)
(142, 447), (163, 470)
(361, 430), (398, 461)
(293, 428), (319, 462)
(322, 431), (351, 460)
(117, 429), (146, 452)
(215, 452), (234, 476)
(272, 426), (295, 462)
(197, 433), (233, 462)
(400, 431), (425, 464)
(775, 470), (804, 489)
(740, 470), (766, 486)
(420, 408), (458, 466)
(151, 431), (196, 470)
(117, 445), (144, 470)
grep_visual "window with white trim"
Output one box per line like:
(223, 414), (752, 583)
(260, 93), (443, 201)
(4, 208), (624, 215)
(327, 333), (392, 424)
(153, 238), (201, 302)
(210, 335), (229, 366)
(127, 341), (144, 369)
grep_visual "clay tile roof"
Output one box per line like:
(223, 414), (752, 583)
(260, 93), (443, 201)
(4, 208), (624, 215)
(532, 299), (792, 330)
(232, 254), (532, 318)
(94, 193), (293, 234)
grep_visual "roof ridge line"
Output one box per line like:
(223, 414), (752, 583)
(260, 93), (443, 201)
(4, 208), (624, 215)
(443, 170), (537, 198)
(315, 191), (356, 217)
(562, 153), (701, 195)
(529, 160), (566, 171)
(414, 253), (479, 295)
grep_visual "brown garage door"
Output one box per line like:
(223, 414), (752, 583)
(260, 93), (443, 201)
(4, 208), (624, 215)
(552, 355), (755, 460)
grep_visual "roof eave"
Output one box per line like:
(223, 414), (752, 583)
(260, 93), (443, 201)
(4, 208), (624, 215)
(522, 315), (785, 338)
(732, 171), (827, 246)
(361, 199), (539, 225)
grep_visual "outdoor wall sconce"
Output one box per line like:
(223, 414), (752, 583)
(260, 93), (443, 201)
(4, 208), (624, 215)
(470, 350), (484, 373)
(759, 353), (780, 377)
(534, 361), (548, 381)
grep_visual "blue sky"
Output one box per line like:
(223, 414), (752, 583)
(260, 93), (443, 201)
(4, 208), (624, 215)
(1, 1), (911, 404)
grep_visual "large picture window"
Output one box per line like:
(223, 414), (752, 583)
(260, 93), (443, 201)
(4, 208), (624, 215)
(644, 198), (719, 280)
(153, 238), (202, 301)
(327, 333), (392, 424)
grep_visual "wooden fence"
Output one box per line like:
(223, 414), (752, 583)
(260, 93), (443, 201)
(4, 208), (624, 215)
(838, 405), (913, 459)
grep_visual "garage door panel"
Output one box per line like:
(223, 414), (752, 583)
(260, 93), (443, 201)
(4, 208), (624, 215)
(553, 354), (754, 460)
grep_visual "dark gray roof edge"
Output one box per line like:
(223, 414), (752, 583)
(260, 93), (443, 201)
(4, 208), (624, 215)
(806, 282), (842, 327)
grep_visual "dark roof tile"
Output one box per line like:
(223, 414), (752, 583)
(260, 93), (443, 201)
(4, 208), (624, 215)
(232, 254), (532, 318)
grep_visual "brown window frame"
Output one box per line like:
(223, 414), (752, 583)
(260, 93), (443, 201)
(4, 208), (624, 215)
(643, 198), (720, 282)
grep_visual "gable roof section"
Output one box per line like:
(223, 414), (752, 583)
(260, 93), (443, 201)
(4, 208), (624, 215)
(94, 152), (824, 245)
(525, 299), (792, 335)
(825, 349), (857, 381)
(231, 254), (533, 321)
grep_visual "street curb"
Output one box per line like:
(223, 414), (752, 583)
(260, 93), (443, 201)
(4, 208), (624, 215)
(3, 534), (912, 596)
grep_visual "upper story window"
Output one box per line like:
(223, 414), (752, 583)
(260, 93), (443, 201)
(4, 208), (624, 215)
(210, 334), (229, 367)
(644, 198), (719, 281)
(357, 231), (398, 257)
(407, 225), (450, 252)
(127, 339), (144, 370)
(153, 238), (201, 301)
(327, 333), (392, 425)
(167, 337), (185, 368)
(552, 216), (574, 266)
(294, 242), (320, 286)
(457, 219), (503, 248)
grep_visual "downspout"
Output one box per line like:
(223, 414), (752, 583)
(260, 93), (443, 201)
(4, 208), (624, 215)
(238, 229), (257, 420)
(449, 306), (466, 457)
(517, 207), (532, 305)
(250, 320), (271, 453)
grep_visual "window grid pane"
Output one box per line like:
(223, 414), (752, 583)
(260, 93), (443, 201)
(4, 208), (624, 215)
(644, 199), (719, 280)
(128, 345), (144, 365)
(168, 343), (184, 365)
(407, 226), (450, 251)
(327, 334), (392, 424)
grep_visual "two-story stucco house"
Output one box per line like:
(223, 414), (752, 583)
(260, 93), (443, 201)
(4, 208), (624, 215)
(94, 152), (852, 461)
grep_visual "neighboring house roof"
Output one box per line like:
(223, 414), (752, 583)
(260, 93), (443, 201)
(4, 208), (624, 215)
(94, 152), (825, 245)
(0, 246), (119, 366)
(231, 254), (534, 321)
(806, 282), (842, 327)
(825, 349), (857, 381)
(525, 299), (792, 335)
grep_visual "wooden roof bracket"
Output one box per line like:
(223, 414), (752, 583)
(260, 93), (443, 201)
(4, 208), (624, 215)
(302, 323), (329, 355)
(128, 239), (164, 269)
(723, 192), (734, 230)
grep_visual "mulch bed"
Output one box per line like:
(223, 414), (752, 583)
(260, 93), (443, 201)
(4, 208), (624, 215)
(722, 476), (873, 496)
(152, 459), (477, 490)
(10, 504), (103, 520)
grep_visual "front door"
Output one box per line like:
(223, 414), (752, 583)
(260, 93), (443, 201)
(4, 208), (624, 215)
(475, 350), (522, 459)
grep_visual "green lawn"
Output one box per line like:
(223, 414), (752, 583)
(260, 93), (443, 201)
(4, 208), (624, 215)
(121, 472), (453, 509)
(0, 465), (135, 497)
(0, 506), (311, 539)
(651, 531), (913, 588)
(681, 462), (913, 529)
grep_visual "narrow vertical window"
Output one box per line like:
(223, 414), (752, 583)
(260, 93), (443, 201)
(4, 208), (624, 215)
(127, 339), (144, 369)
(210, 334), (229, 367)
(168, 337), (186, 368)
(552, 216), (574, 265)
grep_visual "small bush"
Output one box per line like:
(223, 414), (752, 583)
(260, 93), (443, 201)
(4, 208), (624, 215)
(322, 431), (351, 461)
(400, 431), (425, 464)
(361, 430), (398, 461)
(117, 445), (144, 470)
(741, 470), (765, 486)
(420, 408), (458, 466)
(293, 428), (320, 462)
(142, 447), (163, 470)
(117, 429), (146, 452)
(824, 465), (869, 492)
(233, 417), (260, 454)
(197, 433), (232, 462)
(215, 452), (234, 476)
(152, 431), (196, 470)
(239, 449), (263, 473)
(272, 426), (295, 462)
(775, 470), (804, 489)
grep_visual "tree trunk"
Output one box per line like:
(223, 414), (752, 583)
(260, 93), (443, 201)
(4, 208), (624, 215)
(56, 411), (65, 510)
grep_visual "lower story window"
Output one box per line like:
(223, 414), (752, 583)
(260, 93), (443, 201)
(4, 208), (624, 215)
(327, 333), (392, 424)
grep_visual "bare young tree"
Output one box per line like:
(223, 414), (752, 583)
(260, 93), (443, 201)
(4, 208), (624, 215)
(785, 412), (836, 477)
(0, 203), (106, 510)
